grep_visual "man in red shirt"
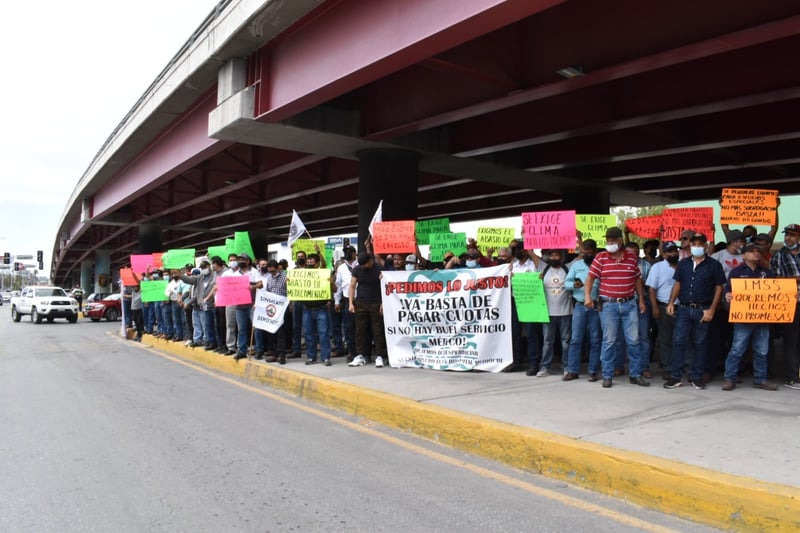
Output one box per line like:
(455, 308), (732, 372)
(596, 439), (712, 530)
(584, 227), (649, 388)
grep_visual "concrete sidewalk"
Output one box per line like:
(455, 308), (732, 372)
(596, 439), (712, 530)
(132, 334), (800, 532)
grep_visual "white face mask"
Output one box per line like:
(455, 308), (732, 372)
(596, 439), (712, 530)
(690, 246), (705, 257)
(228, 260), (238, 269)
(605, 243), (619, 254)
(200, 268), (209, 276)
(785, 240), (799, 250)
(465, 260), (477, 268)
(405, 264), (415, 271)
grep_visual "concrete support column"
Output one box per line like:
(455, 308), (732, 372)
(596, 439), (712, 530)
(357, 149), (419, 253)
(218, 58), (247, 104)
(561, 186), (610, 215)
(80, 261), (93, 294)
(138, 224), (163, 254)
(94, 250), (112, 294)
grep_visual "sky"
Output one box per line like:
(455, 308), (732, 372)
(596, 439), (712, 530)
(0, 1), (221, 271)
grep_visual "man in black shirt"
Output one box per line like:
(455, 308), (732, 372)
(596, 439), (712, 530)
(348, 252), (387, 368)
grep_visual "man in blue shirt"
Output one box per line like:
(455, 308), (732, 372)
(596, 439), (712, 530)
(721, 244), (778, 391)
(665, 233), (726, 389)
(563, 240), (601, 381)
(646, 242), (679, 379)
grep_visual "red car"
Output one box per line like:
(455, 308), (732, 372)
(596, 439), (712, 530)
(84, 293), (121, 322)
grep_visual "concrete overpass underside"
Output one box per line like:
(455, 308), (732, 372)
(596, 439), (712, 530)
(53, 0), (800, 284)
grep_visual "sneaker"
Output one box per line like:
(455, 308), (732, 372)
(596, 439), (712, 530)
(535, 368), (550, 378)
(688, 379), (706, 390)
(305, 359), (317, 365)
(324, 359), (332, 366)
(721, 380), (736, 391)
(375, 356), (384, 368)
(348, 355), (366, 367)
(663, 377), (682, 389)
(784, 380), (800, 390)
(562, 372), (579, 381)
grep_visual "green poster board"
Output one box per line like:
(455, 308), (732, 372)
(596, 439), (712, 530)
(511, 272), (550, 323)
(428, 232), (467, 262)
(234, 231), (255, 259)
(163, 248), (196, 269)
(415, 217), (450, 245)
(140, 280), (169, 302)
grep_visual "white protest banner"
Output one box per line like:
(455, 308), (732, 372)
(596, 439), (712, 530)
(252, 289), (289, 333)
(381, 265), (512, 372)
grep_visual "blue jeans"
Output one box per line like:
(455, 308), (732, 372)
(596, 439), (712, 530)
(235, 306), (252, 355)
(143, 302), (155, 333)
(122, 298), (132, 328)
(303, 306), (331, 361)
(200, 308), (216, 345)
(670, 306), (710, 380)
(541, 315), (571, 371)
(159, 302), (173, 337)
(191, 307), (203, 342)
(638, 304), (652, 371)
(600, 300), (640, 379)
(170, 302), (184, 340)
(567, 304), (601, 375)
(725, 323), (770, 383)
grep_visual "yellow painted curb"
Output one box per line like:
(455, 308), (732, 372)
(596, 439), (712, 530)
(137, 333), (800, 532)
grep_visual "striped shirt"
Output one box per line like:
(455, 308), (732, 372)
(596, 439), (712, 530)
(770, 247), (800, 279)
(588, 249), (640, 299)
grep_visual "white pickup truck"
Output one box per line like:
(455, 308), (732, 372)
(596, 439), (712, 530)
(10, 286), (79, 324)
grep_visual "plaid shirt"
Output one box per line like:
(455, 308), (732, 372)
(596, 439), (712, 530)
(770, 247), (800, 279)
(265, 270), (288, 296)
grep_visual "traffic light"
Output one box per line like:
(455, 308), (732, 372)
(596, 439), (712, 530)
(37, 250), (43, 262)
(3, 252), (9, 264)
(13, 262), (20, 271)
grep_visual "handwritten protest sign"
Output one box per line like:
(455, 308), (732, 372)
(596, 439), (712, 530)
(119, 268), (138, 287)
(415, 217), (450, 245)
(729, 278), (797, 323)
(476, 227), (515, 251)
(720, 188), (779, 226)
(140, 280), (169, 302)
(130, 254), (153, 275)
(253, 290), (289, 333)
(207, 245), (229, 261)
(286, 269), (331, 301)
(381, 266), (513, 372)
(163, 248), (196, 269)
(428, 232), (467, 262)
(234, 231), (255, 259)
(576, 214), (617, 248)
(511, 272), (550, 323)
(290, 239), (326, 261)
(661, 207), (714, 242)
(625, 215), (662, 239)
(522, 210), (576, 250)
(215, 276), (252, 307)
(372, 220), (416, 254)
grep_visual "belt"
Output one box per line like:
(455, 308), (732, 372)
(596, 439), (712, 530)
(600, 295), (635, 303)
(681, 302), (710, 308)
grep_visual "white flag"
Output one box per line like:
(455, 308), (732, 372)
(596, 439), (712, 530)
(368, 200), (383, 236)
(287, 209), (306, 246)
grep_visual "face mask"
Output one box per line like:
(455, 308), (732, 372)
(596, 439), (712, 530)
(238, 262), (247, 269)
(745, 236), (753, 243)
(666, 255), (679, 264)
(260, 266), (269, 274)
(465, 260), (477, 268)
(734, 245), (743, 253)
(173, 275), (179, 280)
(296, 258), (306, 266)
(200, 268), (209, 276)
(583, 256), (594, 266)
(515, 252), (527, 261)
(228, 260), (238, 269)
(495, 258), (507, 265)
(606, 243), (619, 254)
(546, 258), (562, 267)
(152, 274), (160, 280)
(690, 246), (705, 257)
(405, 264), (416, 271)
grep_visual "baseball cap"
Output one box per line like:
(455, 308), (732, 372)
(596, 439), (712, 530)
(237, 252), (251, 260)
(405, 254), (417, 263)
(690, 233), (707, 243)
(663, 242), (678, 252)
(754, 233), (771, 242)
(782, 224), (800, 234)
(742, 243), (761, 253)
(726, 230), (744, 244)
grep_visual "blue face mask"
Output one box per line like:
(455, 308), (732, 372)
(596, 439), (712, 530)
(690, 246), (705, 257)
(405, 264), (415, 271)
(465, 260), (477, 268)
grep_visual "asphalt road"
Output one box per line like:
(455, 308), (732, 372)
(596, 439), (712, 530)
(0, 314), (719, 532)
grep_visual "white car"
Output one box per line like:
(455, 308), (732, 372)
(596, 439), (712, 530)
(10, 286), (79, 323)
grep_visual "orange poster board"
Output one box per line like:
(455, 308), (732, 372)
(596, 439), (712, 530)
(720, 188), (778, 226)
(729, 278), (797, 323)
(625, 215), (662, 239)
(372, 220), (416, 254)
(120, 268), (138, 287)
(661, 208), (714, 242)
